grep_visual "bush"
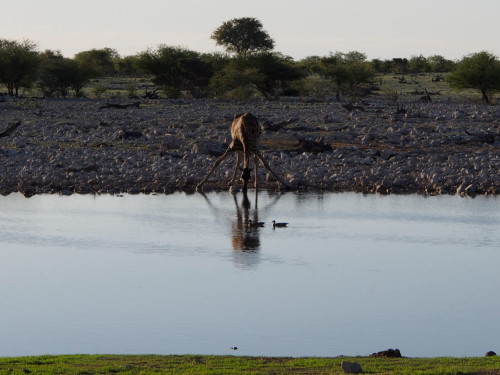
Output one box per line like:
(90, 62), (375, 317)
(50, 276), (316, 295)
(91, 83), (108, 98)
(0, 39), (39, 96)
(448, 51), (500, 103)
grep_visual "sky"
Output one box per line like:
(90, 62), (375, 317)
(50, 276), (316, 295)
(3, 0), (499, 61)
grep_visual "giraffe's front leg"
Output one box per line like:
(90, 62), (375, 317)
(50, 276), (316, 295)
(196, 148), (232, 191)
(241, 150), (251, 192)
(228, 151), (242, 187)
(254, 154), (259, 189)
(254, 151), (290, 189)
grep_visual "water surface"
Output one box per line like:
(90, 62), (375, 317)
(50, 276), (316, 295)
(0, 192), (499, 357)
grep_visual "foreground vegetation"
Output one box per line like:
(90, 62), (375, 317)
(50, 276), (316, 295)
(0, 355), (499, 374)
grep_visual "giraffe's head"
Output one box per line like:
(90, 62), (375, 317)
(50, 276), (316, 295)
(241, 167), (251, 190)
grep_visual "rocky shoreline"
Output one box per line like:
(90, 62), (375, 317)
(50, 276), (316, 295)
(0, 96), (499, 197)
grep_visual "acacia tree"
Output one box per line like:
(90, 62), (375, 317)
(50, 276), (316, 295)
(448, 51), (500, 103)
(427, 55), (455, 73)
(315, 51), (374, 100)
(115, 55), (142, 77)
(37, 50), (71, 97)
(136, 45), (213, 98)
(0, 39), (39, 96)
(408, 54), (430, 74)
(37, 50), (92, 97)
(73, 48), (119, 77)
(211, 52), (303, 99)
(243, 52), (304, 98)
(211, 17), (275, 55)
(391, 58), (409, 74)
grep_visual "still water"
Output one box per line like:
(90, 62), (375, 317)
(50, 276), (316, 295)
(0, 191), (499, 358)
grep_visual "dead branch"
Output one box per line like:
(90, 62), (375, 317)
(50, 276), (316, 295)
(142, 88), (161, 99)
(262, 117), (295, 132)
(114, 129), (143, 140)
(342, 103), (365, 112)
(99, 102), (141, 110)
(294, 134), (332, 153)
(0, 121), (22, 137)
(465, 129), (496, 144)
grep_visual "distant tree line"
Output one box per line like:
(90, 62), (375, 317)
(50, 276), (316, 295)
(1, 17), (499, 102)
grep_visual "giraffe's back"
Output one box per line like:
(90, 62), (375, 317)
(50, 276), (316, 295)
(230, 113), (261, 151)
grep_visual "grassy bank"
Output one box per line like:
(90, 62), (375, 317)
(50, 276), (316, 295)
(0, 355), (499, 374)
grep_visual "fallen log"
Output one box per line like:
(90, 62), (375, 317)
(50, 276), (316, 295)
(294, 134), (332, 153)
(0, 121), (21, 137)
(262, 117), (295, 132)
(114, 129), (143, 140)
(465, 129), (496, 144)
(342, 103), (365, 112)
(99, 102), (141, 110)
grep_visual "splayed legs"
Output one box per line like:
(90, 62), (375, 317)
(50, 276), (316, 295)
(196, 148), (289, 191)
(196, 147), (233, 191)
(254, 151), (290, 189)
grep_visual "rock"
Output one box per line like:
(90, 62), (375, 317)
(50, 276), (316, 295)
(370, 348), (402, 358)
(0, 98), (498, 196)
(456, 183), (467, 197)
(114, 129), (143, 140)
(381, 150), (397, 161)
(191, 140), (226, 156)
(13, 137), (28, 148)
(436, 124), (447, 133)
(341, 361), (363, 374)
(361, 133), (374, 145)
(485, 351), (496, 357)
(465, 183), (477, 197)
(162, 135), (182, 149)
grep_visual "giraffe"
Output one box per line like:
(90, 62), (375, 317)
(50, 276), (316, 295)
(196, 112), (289, 192)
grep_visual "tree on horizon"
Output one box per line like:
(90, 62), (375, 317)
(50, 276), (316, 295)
(211, 17), (275, 56)
(448, 51), (500, 103)
(0, 39), (39, 96)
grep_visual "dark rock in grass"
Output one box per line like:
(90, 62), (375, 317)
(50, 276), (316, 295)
(341, 361), (363, 373)
(114, 129), (143, 140)
(485, 351), (496, 357)
(370, 348), (402, 358)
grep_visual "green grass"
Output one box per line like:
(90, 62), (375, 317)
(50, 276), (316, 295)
(375, 73), (488, 103)
(2, 73), (494, 102)
(0, 355), (498, 374)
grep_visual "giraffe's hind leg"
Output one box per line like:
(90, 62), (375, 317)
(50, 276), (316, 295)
(196, 148), (233, 191)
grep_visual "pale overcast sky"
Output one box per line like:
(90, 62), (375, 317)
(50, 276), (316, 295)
(3, 0), (499, 60)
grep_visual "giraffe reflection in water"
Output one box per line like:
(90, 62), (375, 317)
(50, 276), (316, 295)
(231, 191), (261, 251)
(200, 191), (283, 268)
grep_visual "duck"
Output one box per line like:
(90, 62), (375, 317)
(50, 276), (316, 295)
(272, 220), (288, 229)
(248, 219), (265, 228)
